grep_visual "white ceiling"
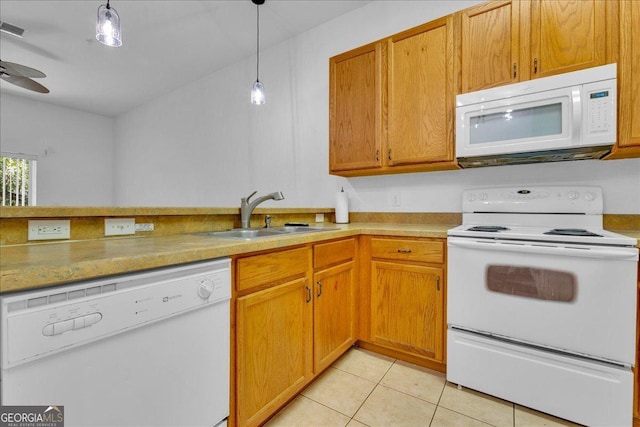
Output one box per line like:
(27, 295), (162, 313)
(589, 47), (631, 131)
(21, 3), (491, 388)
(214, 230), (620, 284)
(0, 0), (371, 117)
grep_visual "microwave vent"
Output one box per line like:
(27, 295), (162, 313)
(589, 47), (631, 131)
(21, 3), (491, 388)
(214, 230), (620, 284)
(457, 145), (612, 168)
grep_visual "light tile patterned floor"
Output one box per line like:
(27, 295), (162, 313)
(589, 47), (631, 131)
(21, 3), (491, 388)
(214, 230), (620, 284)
(264, 347), (581, 427)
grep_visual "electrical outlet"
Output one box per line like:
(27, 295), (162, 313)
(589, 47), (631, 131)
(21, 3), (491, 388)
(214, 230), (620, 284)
(391, 191), (401, 207)
(28, 220), (71, 241)
(135, 223), (154, 232)
(105, 218), (135, 236)
(315, 214), (325, 223)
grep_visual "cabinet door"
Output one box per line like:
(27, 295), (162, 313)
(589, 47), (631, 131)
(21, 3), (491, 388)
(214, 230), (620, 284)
(370, 261), (444, 361)
(236, 277), (313, 427)
(459, 0), (521, 93)
(329, 42), (383, 172)
(387, 16), (454, 165)
(618, 0), (640, 150)
(527, 0), (607, 79)
(314, 261), (356, 372)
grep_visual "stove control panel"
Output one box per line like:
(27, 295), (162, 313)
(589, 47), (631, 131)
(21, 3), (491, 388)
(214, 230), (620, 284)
(463, 186), (603, 214)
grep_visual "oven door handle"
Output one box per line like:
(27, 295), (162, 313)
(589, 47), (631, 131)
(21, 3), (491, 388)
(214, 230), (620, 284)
(448, 238), (639, 260)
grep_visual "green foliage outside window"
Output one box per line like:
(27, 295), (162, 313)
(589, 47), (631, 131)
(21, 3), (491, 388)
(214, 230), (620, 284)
(1, 156), (31, 206)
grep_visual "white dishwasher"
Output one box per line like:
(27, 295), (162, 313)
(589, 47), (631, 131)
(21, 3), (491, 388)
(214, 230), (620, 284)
(1, 258), (231, 427)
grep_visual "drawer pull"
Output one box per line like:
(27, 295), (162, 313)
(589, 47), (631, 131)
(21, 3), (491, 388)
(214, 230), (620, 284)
(316, 280), (323, 297)
(397, 249), (412, 254)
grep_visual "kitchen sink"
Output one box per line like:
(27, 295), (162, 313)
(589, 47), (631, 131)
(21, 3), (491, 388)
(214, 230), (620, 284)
(199, 226), (336, 240)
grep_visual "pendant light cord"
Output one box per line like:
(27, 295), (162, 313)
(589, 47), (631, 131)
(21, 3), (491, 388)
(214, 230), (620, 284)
(256, 3), (260, 82)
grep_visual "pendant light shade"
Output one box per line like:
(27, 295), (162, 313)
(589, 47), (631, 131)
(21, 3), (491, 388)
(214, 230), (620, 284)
(96, 0), (122, 48)
(251, 80), (266, 105)
(250, 0), (265, 105)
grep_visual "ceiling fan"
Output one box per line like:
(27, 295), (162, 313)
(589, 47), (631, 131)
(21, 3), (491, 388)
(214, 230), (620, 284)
(0, 60), (49, 94)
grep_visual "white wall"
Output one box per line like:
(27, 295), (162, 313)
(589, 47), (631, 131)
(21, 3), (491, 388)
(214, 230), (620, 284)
(1, 93), (114, 206)
(114, 0), (640, 214)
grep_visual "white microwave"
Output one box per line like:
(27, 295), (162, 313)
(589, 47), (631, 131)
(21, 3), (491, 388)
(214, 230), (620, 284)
(456, 64), (616, 168)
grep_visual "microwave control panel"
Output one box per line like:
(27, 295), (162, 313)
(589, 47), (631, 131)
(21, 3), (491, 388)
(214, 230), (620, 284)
(583, 79), (616, 143)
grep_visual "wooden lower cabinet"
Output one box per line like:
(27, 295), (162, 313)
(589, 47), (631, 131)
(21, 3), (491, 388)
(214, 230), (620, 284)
(236, 277), (313, 427)
(313, 260), (356, 372)
(360, 236), (446, 369)
(371, 261), (444, 360)
(234, 239), (357, 427)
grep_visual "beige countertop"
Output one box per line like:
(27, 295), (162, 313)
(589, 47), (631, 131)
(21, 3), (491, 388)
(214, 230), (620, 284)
(0, 223), (454, 294)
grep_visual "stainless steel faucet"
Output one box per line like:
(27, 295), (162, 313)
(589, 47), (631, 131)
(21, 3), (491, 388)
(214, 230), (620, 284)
(240, 191), (284, 229)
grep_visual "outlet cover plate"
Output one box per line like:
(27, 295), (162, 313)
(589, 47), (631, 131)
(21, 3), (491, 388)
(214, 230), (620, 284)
(134, 223), (154, 232)
(28, 220), (71, 241)
(105, 218), (135, 236)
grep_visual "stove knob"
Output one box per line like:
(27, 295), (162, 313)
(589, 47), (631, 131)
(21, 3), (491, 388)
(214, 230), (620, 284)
(479, 192), (488, 200)
(567, 191), (580, 200)
(466, 193), (476, 202)
(198, 278), (215, 299)
(584, 191), (597, 201)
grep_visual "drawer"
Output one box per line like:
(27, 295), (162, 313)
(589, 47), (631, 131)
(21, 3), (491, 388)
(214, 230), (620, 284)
(236, 247), (311, 291)
(314, 238), (356, 269)
(370, 237), (443, 263)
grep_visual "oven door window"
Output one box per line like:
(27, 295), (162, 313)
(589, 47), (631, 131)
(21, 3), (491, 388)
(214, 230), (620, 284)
(486, 265), (576, 302)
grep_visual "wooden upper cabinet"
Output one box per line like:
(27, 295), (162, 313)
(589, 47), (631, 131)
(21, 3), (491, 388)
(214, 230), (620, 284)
(329, 42), (383, 172)
(614, 0), (640, 154)
(458, 0), (612, 92)
(387, 16), (455, 165)
(526, 0), (607, 79)
(329, 16), (459, 176)
(459, 0), (521, 93)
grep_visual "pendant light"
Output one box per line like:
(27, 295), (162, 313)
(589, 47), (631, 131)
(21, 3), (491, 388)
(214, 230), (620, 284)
(250, 0), (265, 105)
(96, 0), (122, 48)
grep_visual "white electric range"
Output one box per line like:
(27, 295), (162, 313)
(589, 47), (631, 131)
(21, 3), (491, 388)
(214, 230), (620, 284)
(447, 186), (638, 426)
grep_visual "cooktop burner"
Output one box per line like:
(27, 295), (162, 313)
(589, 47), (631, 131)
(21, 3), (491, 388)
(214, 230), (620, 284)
(544, 229), (603, 237)
(466, 226), (510, 232)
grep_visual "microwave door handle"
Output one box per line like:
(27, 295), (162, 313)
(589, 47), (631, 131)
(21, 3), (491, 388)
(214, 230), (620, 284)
(572, 86), (582, 144)
(448, 238), (638, 261)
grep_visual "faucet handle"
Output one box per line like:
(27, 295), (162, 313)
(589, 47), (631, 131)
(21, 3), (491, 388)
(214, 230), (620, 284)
(244, 190), (258, 202)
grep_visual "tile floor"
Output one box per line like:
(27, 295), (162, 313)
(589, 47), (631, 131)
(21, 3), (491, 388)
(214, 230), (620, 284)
(264, 347), (581, 427)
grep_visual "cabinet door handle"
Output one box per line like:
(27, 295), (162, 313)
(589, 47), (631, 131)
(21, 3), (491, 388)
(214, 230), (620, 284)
(316, 280), (323, 297)
(533, 58), (538, 74)
(436, 276), (441, 291)
(397, 248), (412, 254)
(375, 149), (380, 161)
(305, 285), (312, 303)
(513, 62), (517, 79)
(388, 148), (392, 161)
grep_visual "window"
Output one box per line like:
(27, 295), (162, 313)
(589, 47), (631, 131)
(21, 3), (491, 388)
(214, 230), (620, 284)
(1, 153), (37, 206)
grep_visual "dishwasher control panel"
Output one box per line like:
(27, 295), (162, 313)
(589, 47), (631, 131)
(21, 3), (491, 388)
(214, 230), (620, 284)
(1, 258), (231, 369)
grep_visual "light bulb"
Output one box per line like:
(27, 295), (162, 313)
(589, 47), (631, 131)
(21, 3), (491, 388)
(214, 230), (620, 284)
(96, 3), (122, 47)
(251, 80), (265, 105)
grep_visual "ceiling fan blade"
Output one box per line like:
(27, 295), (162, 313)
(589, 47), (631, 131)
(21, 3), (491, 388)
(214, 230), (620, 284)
(0, 60), (46, 78)
(1, 74), (49, 93)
